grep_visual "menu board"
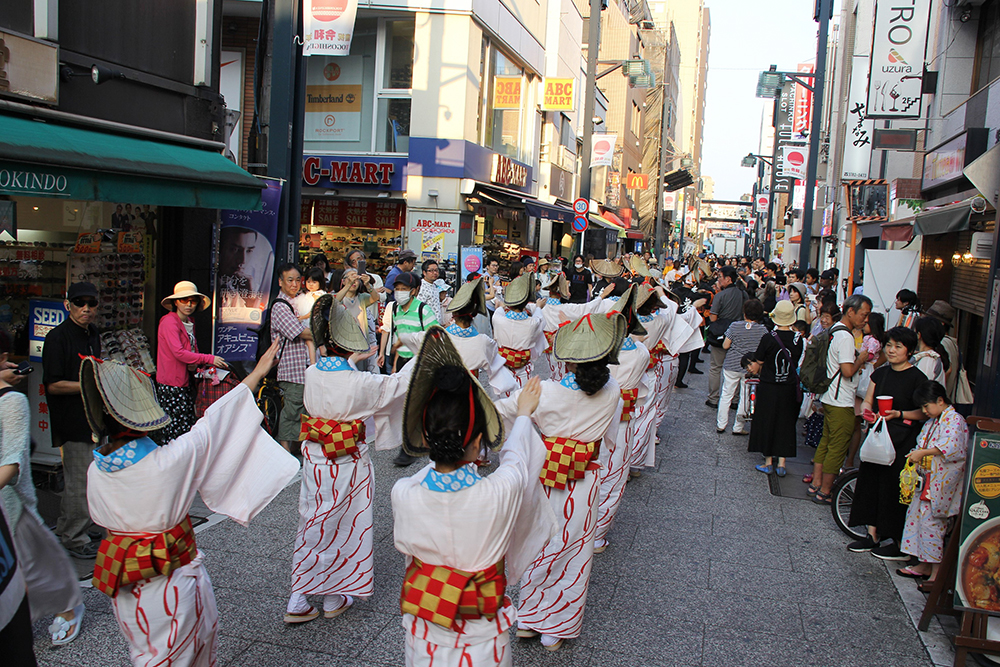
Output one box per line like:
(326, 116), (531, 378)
(954, 431), (1000, 614)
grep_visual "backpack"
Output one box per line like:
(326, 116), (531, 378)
(390, 300), (428, 342)
(799, 323), (850, 395)
(251, 298), (294, 370)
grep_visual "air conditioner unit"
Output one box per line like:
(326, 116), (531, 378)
(972, 232), (994, 259)
(559, 145), (576, 172)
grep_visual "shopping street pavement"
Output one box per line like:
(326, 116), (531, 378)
(31, 364), (952, 666)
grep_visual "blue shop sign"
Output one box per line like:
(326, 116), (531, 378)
(302, 155), (408, 191)
(28, 299), (68, 362)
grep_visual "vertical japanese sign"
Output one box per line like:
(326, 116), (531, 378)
(867, 0), (931, 118)
(792, 63), (814, 136)
(303, 0), (359, 56)
(843, 54), (874, 179)
(215, 179), (280, 361)
(304, 57), (363, 142)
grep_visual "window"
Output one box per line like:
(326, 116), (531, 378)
(302, 18), (414, 154)
(974, 0), (1000, 92)
(479, 44), (536, 165)
(559, 113), (576, 152)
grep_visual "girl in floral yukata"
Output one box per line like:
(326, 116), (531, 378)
(898, 381), (968, 581)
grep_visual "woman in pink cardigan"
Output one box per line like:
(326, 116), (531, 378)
(155, 281), (227, 442)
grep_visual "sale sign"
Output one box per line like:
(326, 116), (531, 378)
(494, 77), (522, 109)
(542, 78), (575, 111)
(303, 0), (359, 56)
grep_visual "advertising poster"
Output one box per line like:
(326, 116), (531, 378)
(422, 231), (445, 258)
(28, 299), (69, 454)
(867, 0), (931, 119)
(591, 134), (617, 168)
(215, 179), (280, 360)
(305, 56), (363, 142)
(303, 0), (359, 56)
(460, 246), (483, 283)
(954, 431), (1000, 614)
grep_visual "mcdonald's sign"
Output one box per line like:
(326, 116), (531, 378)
(626, 173), (649, 190)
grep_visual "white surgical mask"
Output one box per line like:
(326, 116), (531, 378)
(395, 290), (412, 305)
(575, 263), (583, 269)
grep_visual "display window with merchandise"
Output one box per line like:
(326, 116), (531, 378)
(299, 198), (405, 276)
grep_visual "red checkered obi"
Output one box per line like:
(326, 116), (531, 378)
(400, 558), (507, 631)
(539, 435), (599, 489)
(299, 415), (366, 460)
(543, 330), (556, 354)
(498, 346), (531, 370)
(92, 517), (196, 598)
(646, 341), (668, 371)
(620, 387), (639, 421)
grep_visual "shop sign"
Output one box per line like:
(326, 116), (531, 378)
(0, 167), (69, 197)
(28, 299), (67, 362)
(491, 154), (528, 188)
(215, 180), (281, 361)
(409, 215), (457, 235)
(626, 173), (649, 190)
(302, 155), (406, 190)
(755, 193), (770, 215)
(792, 63), (814, 135)
(923, 133), (968, 191)
(866, 0), (930, 119)
(0, 31), (59, 104)
(843, 54), (874, 179)
(304, 56), (363, 141)
(549, 165), (572, 201)
(779, 146), (809, 180)
(303, 0), (359, 56)
(493, 76), (522, 109)
(953, 430), (1000, 613)
(309, 199), (403, 229)
(541, 78), (575, 111)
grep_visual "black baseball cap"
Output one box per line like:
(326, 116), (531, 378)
(820, 269), (837, 281)
(67, 282), (99, 301)
(394, 272), (420, 289)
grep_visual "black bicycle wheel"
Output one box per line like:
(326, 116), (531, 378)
(260, 394), (281, 437)
(831, 469), (865, 539)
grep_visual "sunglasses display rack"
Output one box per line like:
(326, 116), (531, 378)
(67, 245), (147, 332)
(100, 329), (156, 374)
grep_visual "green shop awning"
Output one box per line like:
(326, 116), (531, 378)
(913, 199), (973, 237)
(0, 113), (263, 209)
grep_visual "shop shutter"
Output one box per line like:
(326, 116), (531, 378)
(951, 228), (991, 314)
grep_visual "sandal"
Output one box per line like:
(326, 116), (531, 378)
(802, 474), (813, 484)
(896, 566), (930, 580)
(812, 491), (832, 505)
(283, 606), (320, 624)
(775, 466), (787, 477)
(755, 463), (773, 474)
(50, 604), (85, 645)
(806, 485), (819, 496)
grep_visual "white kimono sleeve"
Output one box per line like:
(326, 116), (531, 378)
(484, 338), (517, 396)
(371, 362), (415, 451)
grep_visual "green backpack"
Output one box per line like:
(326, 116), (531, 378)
(799, 323), (850, 394)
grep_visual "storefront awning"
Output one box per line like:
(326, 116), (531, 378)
(0, 113), (264, 209)
(602, 210), (628, 228)
(913, 199), (973, 236)
(624, 229), (644, 240)
(880, 218), (915, 243)
(589, 214), (622, 232)
(524, 200), (575, 225)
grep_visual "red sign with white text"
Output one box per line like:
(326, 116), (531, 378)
(793, 63), (814, 136)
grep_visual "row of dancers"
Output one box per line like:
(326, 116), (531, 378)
(73, 256), (704, 666)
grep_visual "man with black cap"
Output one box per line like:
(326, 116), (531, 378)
(384, 249), (417, 300)
(819, 268), (837, 293)
(42, 282), (102, 559)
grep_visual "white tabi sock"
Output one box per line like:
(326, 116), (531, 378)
(286, 593), (311, 614)
(324, 594), (346, 612)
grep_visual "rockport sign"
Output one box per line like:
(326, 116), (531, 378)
(491, 154), (528, 188)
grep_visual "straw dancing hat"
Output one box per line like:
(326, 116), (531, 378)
(402, 326), (504, 457)
(591, 259), (623, 279)
(608, 284), (647, 337)
(553, 312), (627, 365)
(552, 273), (571, 300)
(160, 281), (211, 311)
(634, 282), (656, 312)
(310, 294), (370, 353)
(80, 357), (170, 441)
(629, 255), (651, 278)
(447, 277), (488, 316)
(770, 300), (797, 327)
(503, 272), (536, 308)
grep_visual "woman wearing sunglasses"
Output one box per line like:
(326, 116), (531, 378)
(156, 282), (227, 443)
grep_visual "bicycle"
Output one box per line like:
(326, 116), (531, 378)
(255, 377), (284, 438)
(830, 467), (865, 538)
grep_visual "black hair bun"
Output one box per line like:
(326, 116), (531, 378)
(433, 365), (469, 393)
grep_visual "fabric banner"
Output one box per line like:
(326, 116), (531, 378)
(304, 56), (363, 142)
(843, 55), (874, 179)
(792, 63), (814, 136)
(303, 0), (359, 57)
(591, 134), (617, 169)
(779, 146), (809, 180)
(866, 0), (931, 118)
(215, 179), (280, 360)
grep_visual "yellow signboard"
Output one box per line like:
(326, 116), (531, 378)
(493, 77), (522, 110)
(542, 78), (575, 111)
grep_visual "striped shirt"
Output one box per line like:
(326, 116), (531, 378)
(723, 320), (767, 372)
(382, 298), (438, 358)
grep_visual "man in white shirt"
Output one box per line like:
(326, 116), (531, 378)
(416, 259), (443, 322)
(810, 295), (872, 507)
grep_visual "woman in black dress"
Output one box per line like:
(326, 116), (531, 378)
(747, 301), (804, 477)
(848, 326), (927, 560)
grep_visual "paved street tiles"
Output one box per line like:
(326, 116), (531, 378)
(32, 367), (940, 665)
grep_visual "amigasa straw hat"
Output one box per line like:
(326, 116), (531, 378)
(607, 284), (647, 337)
(402, 326), (503, 457)
(447, 277), (488, 316)
(503, 272), (536, 308)
(160, 281), (211, 311)
(629, 255), (651, 278)
(80, 357), (170, 442)
(591, 259), (624, 279)
(310, 294), (370, 353)
(553, 312), (627, 365)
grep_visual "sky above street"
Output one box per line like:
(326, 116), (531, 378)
(701, 0), (841, 200)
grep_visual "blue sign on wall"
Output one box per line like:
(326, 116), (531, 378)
(29, 299), (68, 362)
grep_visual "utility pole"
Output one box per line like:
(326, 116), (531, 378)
(578, 0), (603, 202)
(798, 0), (833, 269)
(653, 42), (670, 266)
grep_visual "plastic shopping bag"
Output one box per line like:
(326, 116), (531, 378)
(738, 378), (759, 421)
(859, 417), (895, 466)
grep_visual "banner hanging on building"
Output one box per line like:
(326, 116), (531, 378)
(591, 134), (617, 168)
(541, 78), (575, 111)
(303, 0), (360, 56)
(754, 192), (770, 216)
(843, 55), (874, 179)
(215, 179), (281, 361)
(793, 63), (814, 135)
(866, 0), (931, 118)
(779, 146), (809, 180)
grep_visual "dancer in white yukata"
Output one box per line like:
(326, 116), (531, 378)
(491, 273), (546, 394)
(399, 278), (516, 397)
(391, 328), (557, 667)
(495, 312), (625, 650)
(594, 285), (650, 553)
(537, 277), (616, 382)
(284, 295), (412, 624)
(82, 343), (299, 667)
